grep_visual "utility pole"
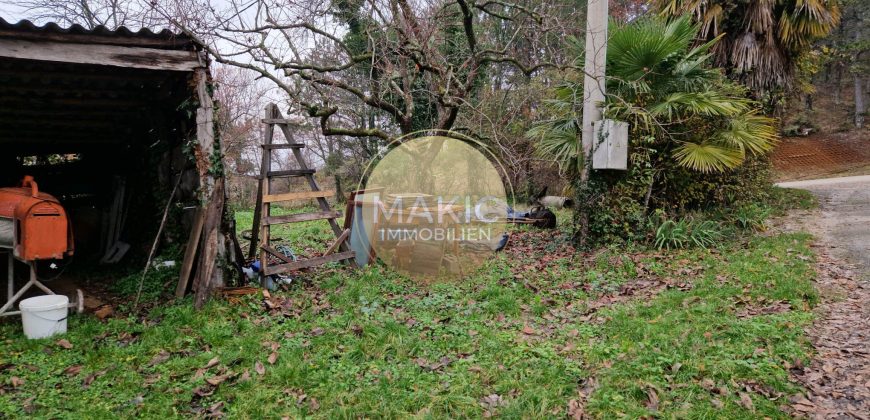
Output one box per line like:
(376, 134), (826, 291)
(581, 0), (609, 175)
(576, 0), (609, 245)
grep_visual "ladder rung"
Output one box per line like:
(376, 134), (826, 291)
(263, 251), (355, 275)
(264, 190), (334, 203)
(267, 169), (315, 178)
(262, 143), (305, 149)
(262, 118), (303, 125)
(263, 211), (341, 225)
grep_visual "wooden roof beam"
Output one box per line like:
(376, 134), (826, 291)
(0, 96), (154, 108)
(0, 67), (178, 85)
(0, 38), (203, 72)
(0, 29), (195, 50)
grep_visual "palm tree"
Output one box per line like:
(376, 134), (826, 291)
(657, 0), (841, 95)
(528, 16), (777, 174)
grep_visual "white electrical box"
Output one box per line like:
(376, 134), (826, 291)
(592, 119), (628, 170)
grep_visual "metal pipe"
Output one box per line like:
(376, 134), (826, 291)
(0, 278), (34, 314)
(6, 252), (11, 302)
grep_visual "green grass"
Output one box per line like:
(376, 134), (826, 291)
(766, 187), (817, 215)
(0, 210), (820, 418)
(585, 234), (816, 417)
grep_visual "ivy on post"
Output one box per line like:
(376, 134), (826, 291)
(183, 66), (242, 308)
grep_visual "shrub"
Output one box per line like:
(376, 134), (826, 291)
(529, 17), (778, 246)
(654, 219), (690, 250)
(732, 203), (772, 231)
(654, 216), (722, 250)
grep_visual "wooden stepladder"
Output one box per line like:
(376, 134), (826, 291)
(249, 104), (353, 277)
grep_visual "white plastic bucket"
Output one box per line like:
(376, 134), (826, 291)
(19, 295), (69, 339)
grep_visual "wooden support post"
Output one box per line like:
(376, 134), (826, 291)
(190, 67), (233, 308)
(258, 106), (275, 286)
(581, 0), (609, 173)
(248, 176), (263, 259)
(577, 0), (609, 246)
(175, 207), (205, 298)
(194, 179), (226, 308)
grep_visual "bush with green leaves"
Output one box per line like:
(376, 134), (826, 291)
(732, 203), (773, 231)
(528, 16), (778, 245)
(653, 216), (722, 250)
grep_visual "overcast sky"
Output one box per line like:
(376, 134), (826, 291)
(0, 3), (27, 20)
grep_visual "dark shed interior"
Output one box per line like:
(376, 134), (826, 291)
(0, 18), (204, 264)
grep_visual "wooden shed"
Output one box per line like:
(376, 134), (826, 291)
(0, 18), (239, 306)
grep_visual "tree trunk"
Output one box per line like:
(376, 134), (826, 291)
(334, 174), (344, 204)
(856, 74), (866, 128)
(834, 70), (842, 105)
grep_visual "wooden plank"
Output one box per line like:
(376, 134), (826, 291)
(263, 190), (334, 203)
(324, 229), (351, 256)
(262, 143), (305, 149)
(261, 245), (296, 265)
(247, 171), (264, 260)
(263, 251), (356, 275)
(263, 211), (341, 225)
(192, 68), (227, 310)
(175, 207), (205, 298)
(0, 39), (202, 72)
(251, 105), (275, 261)
(266, 169), (316, 177)
(193, 179), (226, 309)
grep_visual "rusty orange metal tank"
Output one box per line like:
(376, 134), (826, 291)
(0, 176), (73, 261)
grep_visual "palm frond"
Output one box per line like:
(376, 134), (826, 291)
(715, 113), (778, 155)
(607, 16), (698, 82)
(647, 91), (749, 118)
(657, 0), (840, 93)
(673, 141), (745, 172)
(528, 123), (583, 175)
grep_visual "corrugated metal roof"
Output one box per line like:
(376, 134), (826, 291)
(0, 17), (198, 50)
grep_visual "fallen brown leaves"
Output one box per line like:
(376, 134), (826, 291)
(82, 369), (107, 389)
(414, 356), (453, 372)
(576, 275), (694, 322)
(64, 365), (82, 376)
(521, 324), (536, 335)
(567, 377), (598, 419)
(283, 388), (320, 412)
(735, 299), (792, 318)
(147, 350), (171, 367)
(787, 252), (870, 419)
(263, 341), (281, 365)
(203, 357), (220, 370)
(479, 393), (506, 417)
(503, 230), (577, 271)
(93, 304), (114, 320)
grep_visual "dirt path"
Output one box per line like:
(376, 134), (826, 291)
(773, 176), (870, 419)
(778, 175), (870, 273)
